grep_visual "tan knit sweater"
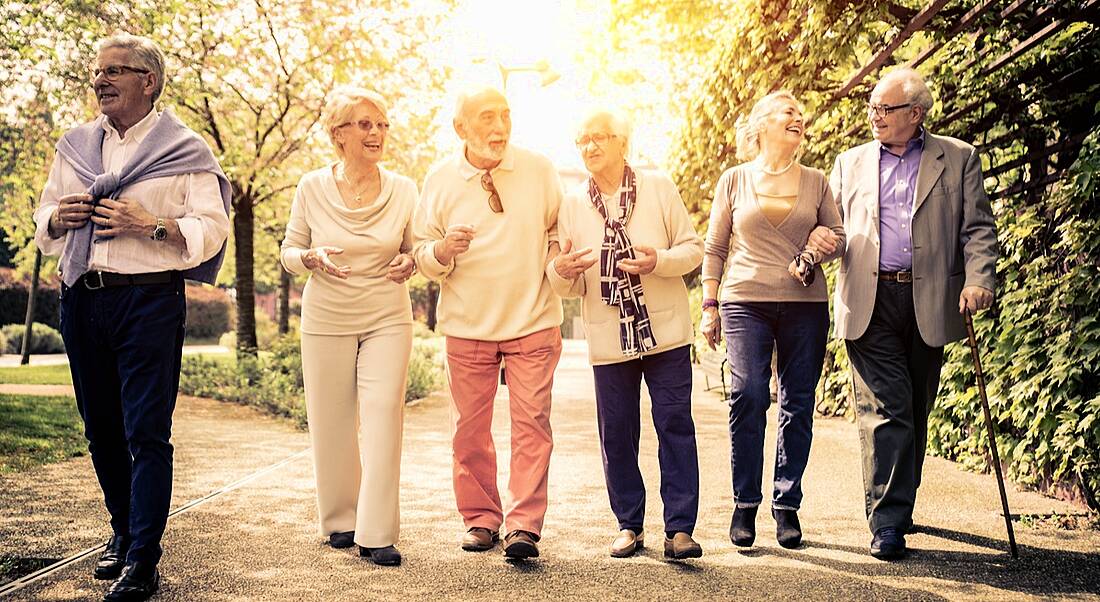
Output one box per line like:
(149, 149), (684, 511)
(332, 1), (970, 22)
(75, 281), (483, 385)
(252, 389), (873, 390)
(702, 164), (845, 302)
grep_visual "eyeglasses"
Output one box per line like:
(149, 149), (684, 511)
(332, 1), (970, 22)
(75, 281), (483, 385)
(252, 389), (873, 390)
(481, 171), (503, 213)
(339, 120), (391, 133)
(867, 102), (913, 119)
(574, 132), (617, 149)
(91, 65), (150, 81)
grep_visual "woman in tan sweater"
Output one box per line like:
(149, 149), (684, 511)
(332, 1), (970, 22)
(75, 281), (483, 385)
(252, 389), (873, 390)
(700, 91), (845, 550)
(280, 87), (416, 566)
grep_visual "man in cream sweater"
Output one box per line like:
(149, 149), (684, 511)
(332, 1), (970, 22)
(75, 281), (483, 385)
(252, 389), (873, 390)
(413, 86), (563, 560)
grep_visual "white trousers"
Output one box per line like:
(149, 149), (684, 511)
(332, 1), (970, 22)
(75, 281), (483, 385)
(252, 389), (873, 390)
(300, 323), (412, 547)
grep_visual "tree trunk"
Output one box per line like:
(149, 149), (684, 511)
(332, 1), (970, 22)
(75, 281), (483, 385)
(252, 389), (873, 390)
(19, 249), (42, 365)
(234, 194), (258, 355)
(277, 264), (290, 335)
(427, 281), (438, 331)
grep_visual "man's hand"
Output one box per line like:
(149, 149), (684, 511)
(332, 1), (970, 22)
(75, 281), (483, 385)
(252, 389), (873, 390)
(50, 193), (95, 236)
(701, 307), (721, 350)
(806, 225), (840, 257)
(90, 197), (156, 238)
(617, 245), (657, 275)
(553, 239), (597, 280)
(386, 253), (415, 283)
(959, 285), (994, 314)
(434, 224), (476, 265)
(303, 246), (351, 279)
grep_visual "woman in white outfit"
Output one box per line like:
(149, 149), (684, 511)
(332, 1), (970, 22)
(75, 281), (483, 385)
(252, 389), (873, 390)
(280, 86), (417, 566)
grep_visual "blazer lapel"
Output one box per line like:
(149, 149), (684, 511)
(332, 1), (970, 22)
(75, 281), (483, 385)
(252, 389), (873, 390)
(913, 135), (944, 215)
(857, 143), (881, 236)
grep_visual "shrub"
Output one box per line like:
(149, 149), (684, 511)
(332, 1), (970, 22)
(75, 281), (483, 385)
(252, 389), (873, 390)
(182, 321), (444, 428)
(406, 337), (443, 402)
(185, 284), (233, 339)
(1, 322), (65, 354)
(218, 312), (297, 350)
(0, 268), (60, 330)
(0, 330), (7, 356)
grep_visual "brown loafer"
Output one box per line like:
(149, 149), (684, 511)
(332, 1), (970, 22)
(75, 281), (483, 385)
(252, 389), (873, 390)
(610, 529), (644, 558)
(663, 532), (703, 560)
(503, 530), (540, 559)
(461, 527), (499, 552)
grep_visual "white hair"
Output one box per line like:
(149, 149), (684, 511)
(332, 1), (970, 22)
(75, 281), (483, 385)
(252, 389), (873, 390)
(98, 33), (166, 102)
(452, 85), (506, 124)
(579, 108), (632, 153)
(735, 91), (803, 162)
(879, 67), (935, 113)
(321, 86), (389, 158)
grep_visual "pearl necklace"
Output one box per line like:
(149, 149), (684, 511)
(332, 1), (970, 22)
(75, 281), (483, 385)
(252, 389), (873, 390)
(757, 158), (796, 176)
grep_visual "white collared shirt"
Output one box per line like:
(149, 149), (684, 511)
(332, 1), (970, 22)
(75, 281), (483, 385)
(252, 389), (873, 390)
(33, 109), (230, 275)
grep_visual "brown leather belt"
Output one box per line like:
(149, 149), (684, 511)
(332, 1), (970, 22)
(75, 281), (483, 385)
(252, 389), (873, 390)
(879, 271), (913, 283)
(81, 271), (175, 290)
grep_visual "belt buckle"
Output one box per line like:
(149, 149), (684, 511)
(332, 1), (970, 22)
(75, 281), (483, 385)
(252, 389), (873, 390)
(83, 271), (105, 290)
(897, 271), (913, 283)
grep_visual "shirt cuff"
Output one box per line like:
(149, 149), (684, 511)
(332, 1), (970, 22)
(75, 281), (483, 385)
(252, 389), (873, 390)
(282, 248), (310, 275)
(34, 212), (66, 256)
(545, 261), (579, 298)
(174, 216), (206, 267)
(420, 241), (455, 278)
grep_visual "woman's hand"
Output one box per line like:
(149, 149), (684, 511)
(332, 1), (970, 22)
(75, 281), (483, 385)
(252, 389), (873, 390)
(387, 253), (415, 283)
(701, 307), (721, 350)
(553, 239), (597, 280)
(303, 246), (351, 279)
(806, 226), (840, 258)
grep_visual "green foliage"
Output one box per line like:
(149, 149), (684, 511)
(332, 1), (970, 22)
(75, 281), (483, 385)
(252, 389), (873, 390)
(183, 284), (233, 339)
(0, 269), (61, 330)
(1, 322), (64, 355)
(932, 131), (1100, 507)
(0, 364), (73, 386)
(0, 393), (86, 473)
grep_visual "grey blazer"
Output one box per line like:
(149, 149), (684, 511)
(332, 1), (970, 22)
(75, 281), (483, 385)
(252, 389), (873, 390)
(830, 132), (998, 347)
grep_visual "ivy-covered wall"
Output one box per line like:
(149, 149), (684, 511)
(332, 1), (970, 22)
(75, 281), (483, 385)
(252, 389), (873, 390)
(671, 0), (1100, 508)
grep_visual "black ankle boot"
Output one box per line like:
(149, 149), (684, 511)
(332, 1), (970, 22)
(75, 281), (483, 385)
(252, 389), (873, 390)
(773, 508), (802, 549)
(729, 506), (757, 547)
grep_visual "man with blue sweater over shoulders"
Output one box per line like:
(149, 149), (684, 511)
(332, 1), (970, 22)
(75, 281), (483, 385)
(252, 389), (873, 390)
(33, 33), (230, 601)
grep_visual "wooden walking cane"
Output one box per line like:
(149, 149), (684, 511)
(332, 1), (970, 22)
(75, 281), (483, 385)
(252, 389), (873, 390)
(964, 308), (1019, 559)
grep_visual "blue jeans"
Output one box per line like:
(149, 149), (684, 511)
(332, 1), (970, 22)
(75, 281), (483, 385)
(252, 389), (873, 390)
(720, 301), (828, 510)
(60, 276), (186, 566)
(592, 345), (699, 536)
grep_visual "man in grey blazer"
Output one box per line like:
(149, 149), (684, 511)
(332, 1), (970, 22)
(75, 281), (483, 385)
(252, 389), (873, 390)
(810, 68), (998, 560)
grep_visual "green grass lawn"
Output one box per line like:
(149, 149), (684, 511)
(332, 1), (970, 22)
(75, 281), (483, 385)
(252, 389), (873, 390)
(0, 364), (73, 385)
(0, 394), (85, 473)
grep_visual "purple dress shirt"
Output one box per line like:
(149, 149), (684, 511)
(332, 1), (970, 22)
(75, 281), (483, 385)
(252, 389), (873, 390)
(878, 130), (925, 272)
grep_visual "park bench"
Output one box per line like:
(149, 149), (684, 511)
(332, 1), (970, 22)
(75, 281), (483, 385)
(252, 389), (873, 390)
(697, 350), (729, 401)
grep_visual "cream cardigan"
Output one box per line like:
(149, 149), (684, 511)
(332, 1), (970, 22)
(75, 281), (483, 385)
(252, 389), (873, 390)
(549, 169), (703, 365)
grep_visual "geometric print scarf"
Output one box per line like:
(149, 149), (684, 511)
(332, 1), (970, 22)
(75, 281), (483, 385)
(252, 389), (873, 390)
(587, 163), (657, 357)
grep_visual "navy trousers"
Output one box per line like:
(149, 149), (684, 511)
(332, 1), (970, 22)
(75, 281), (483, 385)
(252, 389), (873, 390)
(592, 345), (699, 536)
(720, 301), (828, 510)
(59, 275), (186, 566)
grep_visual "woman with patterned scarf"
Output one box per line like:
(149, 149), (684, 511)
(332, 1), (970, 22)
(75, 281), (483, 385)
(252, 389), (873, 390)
(548, 109), (704, 560)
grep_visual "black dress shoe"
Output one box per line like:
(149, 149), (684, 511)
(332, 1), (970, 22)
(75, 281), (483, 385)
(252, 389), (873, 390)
(870, 527), (906, 560)
(328, 531), (355, 549)
(359, 545), (402, 566)
(95, 535), (130, 580)
(103, 562), (159, 602)
(729, 506), (757, 547)
(773, 509), (802, 549)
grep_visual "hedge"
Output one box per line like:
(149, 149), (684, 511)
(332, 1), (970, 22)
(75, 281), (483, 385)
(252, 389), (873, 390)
(1, 322), (64, 354)
(0, 268), (60, 330)
(183, 284), (233, 339)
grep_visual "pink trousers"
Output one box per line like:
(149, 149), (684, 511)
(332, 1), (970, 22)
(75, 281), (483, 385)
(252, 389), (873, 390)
(445, 327), (562, 537)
